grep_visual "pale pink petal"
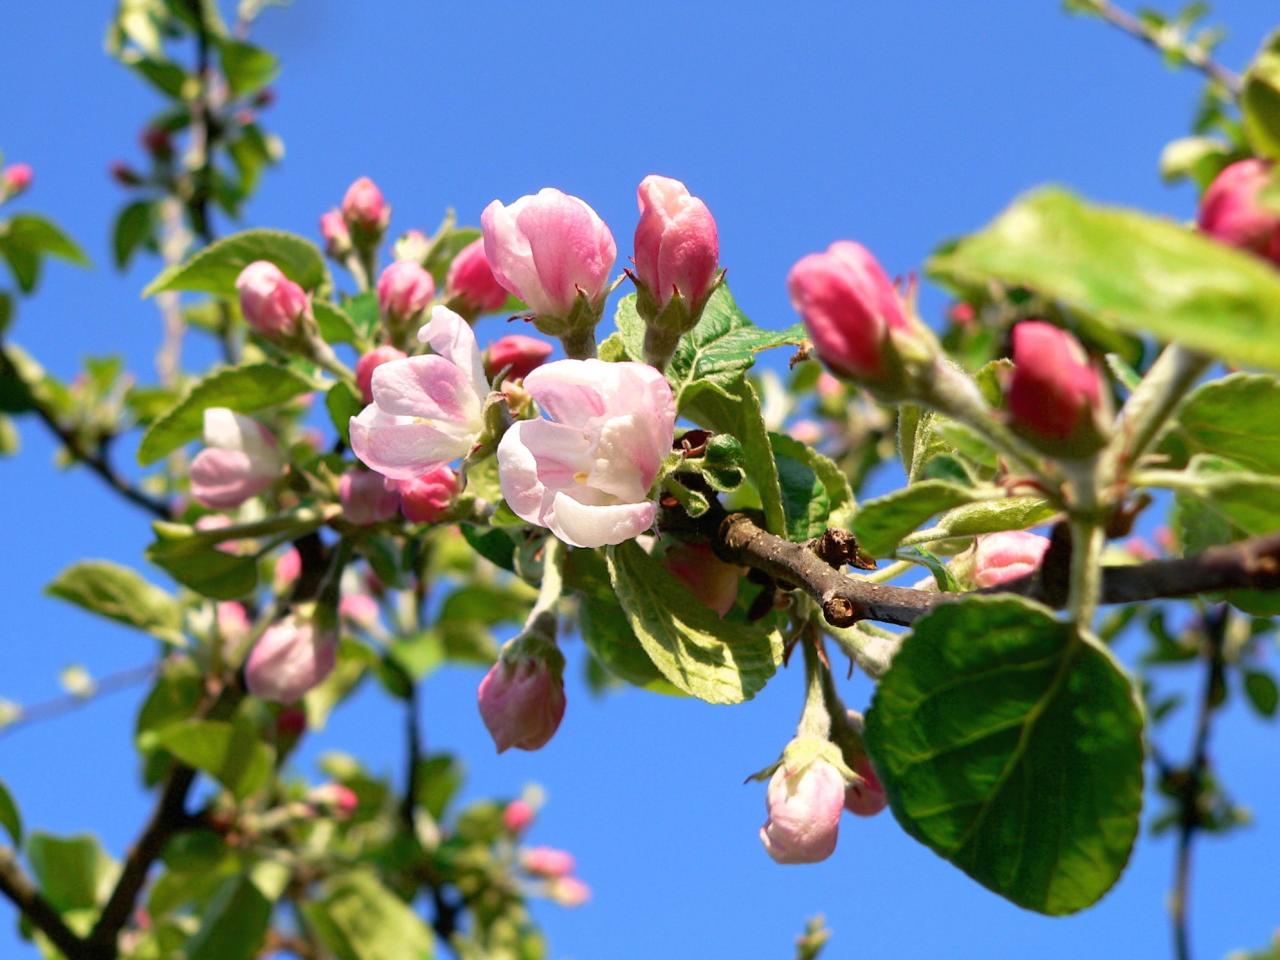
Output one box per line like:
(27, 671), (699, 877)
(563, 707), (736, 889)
(522, 359), (614, 427)
(546, 493), (656, 549)
(482, 199), (552, 314)
(190, 448), (273, 509)
(370, 355), (482, 430)
(349, 406), (471, 481)
(416, 305), (489, 398)
(497, 420), (590, 527)
(586, 413), (662, 501)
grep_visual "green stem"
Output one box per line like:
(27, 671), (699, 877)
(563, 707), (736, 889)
(524, 537), (566, 639)
(560, 327), (597, 361)
(796, 636), (832, 740)
(1064, 458), (1105, 628)
(1104, 343), (1209, 484)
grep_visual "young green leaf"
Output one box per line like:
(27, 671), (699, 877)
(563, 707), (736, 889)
(153, 719), (275, 800)
(301, 871), (435, 960)
(853, 481), (983, 557)
(0, 780), (21, 846)
(45, 560), (185, 647)
(1177, 373), (1280, 474)
(143, 228), (328, 298)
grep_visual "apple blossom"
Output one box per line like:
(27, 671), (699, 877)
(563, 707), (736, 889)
(3, 163), (33, 195)
(845, 754), (888, 818)
(446, 236), (509, 315)
(663, 543), (740, 617)
(486, 334), (552, 381)
(377, 260), (435, 331)
(339, 593), (381, 630)
(342, 176), (388, 235)
(1007, 321), (1106, 451)
(503, 799), (535, 835)
(633, 174), (720, 319)
(522, 846), (575, 878)
(973, 530), (1051, 588)
(548, 876), (591, 908)
(497, 359), (675, 548)
(1198, 158), (1280, 266)
(355, 345), (408, 405)
(396, 464), (458, 524)
(760, 756), (845, 864)
(308, 783), (358, 818)
(245, 615), (338, 704)
(235, 260), (310, 339)
(216, 602), (250, 648)
(394, 229), (431, 264)
(320, 208), (351, 258)
(339, 468), (400, 525)
(189, 408), (284, 510)
(350, 306), (490, 480)
(478, 648), (566, 753)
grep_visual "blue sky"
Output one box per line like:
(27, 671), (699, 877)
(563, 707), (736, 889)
(1, 1), (1278, 958)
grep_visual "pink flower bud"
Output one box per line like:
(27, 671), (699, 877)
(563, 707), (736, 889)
(633, 174), (719, 309)
(844, 754), (887, 818)
(503, 799), (535, 834)
(355, 345), (408, 405)
(1198, 158), (1280, 266)
(320, 209), (351, 258)
(189, 409), (284, 510)
(394, 229), (431, 264)
(396, 465), (458, 524)
(217, 602), (251, 647)
(1007, 321), (1105, 446)
(245, 615), (338, 703)
(547, 876), (590, 908)
(140, 126), (172, 157)
(486, 334), (553, 381)
(662, 543), (739, 618)
(276, 706), (308, 738)
(759, 758), (844, 864)
(522, 846), (575, 878)
(788, 419), (823, 447)
(308, 783), (359, 818)
(377, 260), (435, 325)
(446, 237), (509, 314)
(788, 241), (909, 381)
(478, 652), (566, 753)
(481, 188), (617, 318)
(973, 530), (1051, 588)
(2, 163), (33, 197)
(339, 469), (400, 526)
(342, 176), (388, 234)
(815, 372), (843, 399)
(339, 593), (381, 630)
(235, 260), (310, 339)
(948, 302), (977, 327)
(274, 547), (302, 592)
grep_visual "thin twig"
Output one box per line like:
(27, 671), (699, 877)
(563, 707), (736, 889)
(0, 664), (156, 739)
(1088, 0), (1242, 93)
(0, 847), (85, 960)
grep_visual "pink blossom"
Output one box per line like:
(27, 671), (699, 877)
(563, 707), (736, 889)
(308, 783), (358, 818)
(377, 260), (435, 326)
(663, 543), (739, 617)
(844, 754), (887, 818)
(788, 241), (908, 380)
(503, 799), (535, 834)
(760, 757), (845, 864)
(396, 465), (458, 524)
(339, 469), (400, 525)
(320, 208), (350, 257)
(355, 346), (408, 405)
(394, 229), (431, 264)
(486, 334), (553, 381)
(815, 372), (843, 399)
(1007, 321), (1103, 444)
(973, 530), (1051, 588)
(446, 236), (509, 314)
(339, 593), (381, 630)
(788, 419), (823, 446)
(216, 602), (251, 647)
(341, 176), (388, 233)
(3, 163), (33, 197)
(548, 876), (590, 907)
(245, 615), (338, 704)
(633, 174), (719, 309)
(235, 261), (310, 339)
(497, 360), (674, 548)
(350, 306), (490, 480)
(1198, 159), (1280, 266)
(189, 409), (284, 510)
(481, 188), (616, 318)
(522, 846), (575, 878)
(274, 547), (302, 592)
(478, 653), (566, 753)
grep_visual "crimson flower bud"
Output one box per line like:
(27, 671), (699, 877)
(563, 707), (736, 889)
(2, 163), (33, 198)
(972, 531), (1050, 588)
(377, 260), (435, 331)
(446, 237), (509, 316)
(342, 176), (389, 236)
(503, 799), (535, 834)
(1006, 321), (1108, 454)
(788, 241), (910, 382)
(662, 543), (740, 618)
(236, 261), (310, 339)
(338, 469), (400, 526)
(275, 706), (308, 739)
(395, 465), (458, 524)
(633, 174), (720, 312)
(320, 209), (351, 259)
(140, 126), (172, 157)
(1198, 158), (1280, 266)
(760, 756), (845, 864)
(485, 334), (552, 381)
(245, 615), (338, 704)
(477, 645), (566, 753)
(355, 345), (407, 405)
(108, 161), (142, 187)
(521, 846), (575, 879)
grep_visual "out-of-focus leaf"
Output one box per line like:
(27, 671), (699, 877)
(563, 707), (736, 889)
(0, 780), (20, 845)
(143, 228), (328, 298)
(302, 871), (435, 960)
(45, 560), (185, 646)
(216, 37), (279, 96)
(153, 718), (274, 800)
(1177, 373), (1280, 474)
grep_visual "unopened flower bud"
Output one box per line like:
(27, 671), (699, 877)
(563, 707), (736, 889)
(788, 419), (823, 447)
(503, 799), (535, 834)
(547, 876), (590, 907)
(446, 237), (509, 317)
(342, 176), (389, 237)
(2, 163), (33, 198)
(788, 241), (911, 383)
(972, 530), (1050, 588)
(377, 261), (435, 334)
(478, 643), (566, 753)
(308, 783), (358, 818)
(320, 209), (351, 259)
(394, 229), (431, 265)
(274, 547), (302, 593)
(662, 543), (740, 618)
(236, 260), (310, 340)
(485, 334), (552, 381)
(216, 602), (251, 648)
(339, 469), (400, 526)
(338, 593), (381, 630)
(844, 753), (887, 818)
(245, 615), (338, 703)
(189, 409), (284, 510)
(760, 755), (844, 864)
(1006, 321), (1108, 454)
(355, 345), (407, 405)
(1198, 158), (1280, 266)
(396, 465), (458, 524)
(522, 846), (575, 878)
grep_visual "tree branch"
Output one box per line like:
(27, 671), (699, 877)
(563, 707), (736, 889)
(1085, 0), (1241, 94)
(0, 847), (85, 960)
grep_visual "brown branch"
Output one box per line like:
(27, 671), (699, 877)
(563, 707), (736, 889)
(0, 847), (85, 960)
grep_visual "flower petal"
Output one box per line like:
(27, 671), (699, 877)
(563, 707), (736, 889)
(349, 405), (471, 481)
(416, 305), (489, 399)
(370, 354), (482, 430)
(190, 448), (273, 509)
(522, 359), (614, 427)
(497, 420), (591, 527)
(546, 492), (656, 548)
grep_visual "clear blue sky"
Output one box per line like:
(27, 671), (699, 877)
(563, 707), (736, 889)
(1, 2), (1277, 958)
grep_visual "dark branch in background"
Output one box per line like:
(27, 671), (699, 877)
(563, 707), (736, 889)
(1087, 0), (1242, 93)
(0, 848), (84, 960)
(0, 346), (171, 520)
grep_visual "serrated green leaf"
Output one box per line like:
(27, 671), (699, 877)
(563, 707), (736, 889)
(579, 593), (680, 693)
(1145, 454), (1280, 535)
(1178, 373), (1280, 474)
(137, 363), (313, 464)
(0, 780), (21, 845)
(853, 481), (983, 557)
(866, 596), (1143, 915)
(153, 719), (274, 800)
(302, 871), (434, 960)
(313, 300), (362, 347)
(607, 540), (781, 704)
(143, 228), (328, 298)
(928, 188), (1280, 371)
(46, 560), (185, 646)
(935, 496), (1058, 538)
(771, 432), (856, 540)
(216, 37), (279, 96)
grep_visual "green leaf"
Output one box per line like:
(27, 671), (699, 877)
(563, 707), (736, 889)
(607, 540), (782, 704)
(0, 291), (11, 335)
(934, 496), (1058, 539)
(313, 300), (363, 347)
(1145, 454), (1280, 536)
(143, 228), (328, 298)
(46, 560), (185, 646)
(138, 363), (313, 464)
(153, 719), (274, 800)
(124, 55), (190, 98)
(0, 780), (21, 845)
(579, 593), (679, 693)
(326, 380), (362, 446)
(460, 524), (516, 572)
(866, 596), (1144, 915)
(928, 188), (1280, 371)
(216, 38), (279, 96)
(184, 862), (287, 960)
(1, 214), (90, 266)
(853, 481), (983, 557)
(415, 754), (463, 821)
(26, 833), (117, 914)
(149, 542), (257, 600)
(0, 415), (16, 457)
(771, 432), (855, 540)
(112, 200), (156, 270)
(1242, 35), (1280, 160)
(1178, 374), (1280, 474)
(1244, 670), (1279, 718)
(302, 871), (435, 960)
(681, 377), (786, 535)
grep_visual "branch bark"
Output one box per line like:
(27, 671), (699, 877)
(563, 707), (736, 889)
(0, 847), (84, 960)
